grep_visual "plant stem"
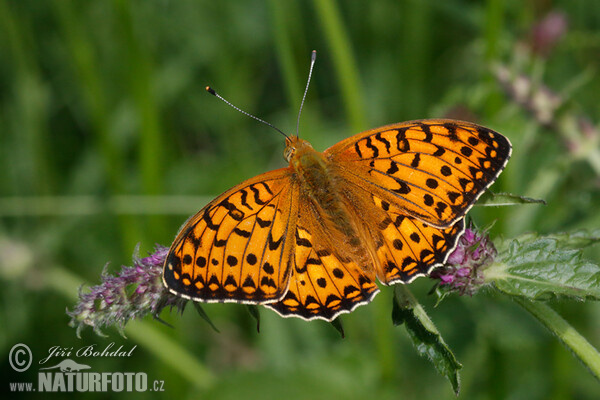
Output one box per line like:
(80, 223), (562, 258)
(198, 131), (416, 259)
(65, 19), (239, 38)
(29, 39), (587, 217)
(513, 296), (600, 381)
(394, 285), (437, 332)
(311, 0), (366, 132)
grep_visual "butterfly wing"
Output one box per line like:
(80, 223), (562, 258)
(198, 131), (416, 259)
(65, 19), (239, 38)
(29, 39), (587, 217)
(325, 119), (512, 228)
(164, 119), (510, 319)
(265, 181), (464, 320)
(163, 168), (299, 304)
(266, 200), (379, 321)
(315, 174), (465, 286)
(369, 194), (465, 284)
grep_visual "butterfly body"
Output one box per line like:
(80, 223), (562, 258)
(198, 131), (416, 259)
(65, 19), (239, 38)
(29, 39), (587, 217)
(164, 119), (511, 321)
(286, 135), (369, 266)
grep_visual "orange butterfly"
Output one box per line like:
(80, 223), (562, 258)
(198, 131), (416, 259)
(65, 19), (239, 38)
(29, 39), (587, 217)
(163, 55), (511, 321)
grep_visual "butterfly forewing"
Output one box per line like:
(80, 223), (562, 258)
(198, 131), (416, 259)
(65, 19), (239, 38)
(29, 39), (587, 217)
(163, 169), (299, 304)
(326, 119), (512, 228)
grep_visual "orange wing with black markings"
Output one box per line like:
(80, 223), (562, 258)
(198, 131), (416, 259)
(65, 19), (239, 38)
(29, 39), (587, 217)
(163, 168), (299, 304)
(267, 204), (379, 321)
(371, 195), (465, 284)
(326, 119), (512, 228)
(164, 118), (511, 322)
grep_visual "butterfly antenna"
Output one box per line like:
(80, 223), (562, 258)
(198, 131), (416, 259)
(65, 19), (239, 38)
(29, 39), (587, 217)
(205, 86), (289, 139)
(296, 50), (317, 138)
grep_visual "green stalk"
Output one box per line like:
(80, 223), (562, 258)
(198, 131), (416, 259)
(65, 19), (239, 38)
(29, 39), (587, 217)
(394, 285), (439, 335)
(513, 296), (600, 381)
(0, 0), (54, 195)
(311, 0), (366, 132)
(268, 0), (302, 113)
(372, 287), (396, 383)
(483, 0), (504, 115)
(112, 0), (166, 238)
(52, 0), (143, 253)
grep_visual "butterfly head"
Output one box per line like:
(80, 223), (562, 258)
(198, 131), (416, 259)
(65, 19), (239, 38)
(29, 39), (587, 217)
(284, 135), (314, 163)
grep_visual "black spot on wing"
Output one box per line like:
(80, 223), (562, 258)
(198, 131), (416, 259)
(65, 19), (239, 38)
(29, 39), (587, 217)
(260, 182), (273, 196)
(354, 142), (363, 158)
(386, 162), (399, 175)
(240, 189), (250, 209)
(202, 211), (219, 230)
(411, 154), (421, 168)
(233, 227), (251, 238)
(365, 136), (379, 157)
(221, 199), (244, 221)
(420, 123), (433, 142)
(224, 275), (237, 287)
(268, 233), (284, 250)
(196, 256), (206, 268)
(249, 185), (267, 205)
(295, 230), (312, 247)
(257, 217), (271, 228)
(444, 123), (460, 142)
(396, 128), (410, 152)
(432, 145), (446, 157)
(375, 132), (391, 153)
(242, 275), (256, 288)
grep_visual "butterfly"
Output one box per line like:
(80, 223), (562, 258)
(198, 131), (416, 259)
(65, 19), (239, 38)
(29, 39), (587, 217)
(163, 118), (511, 321)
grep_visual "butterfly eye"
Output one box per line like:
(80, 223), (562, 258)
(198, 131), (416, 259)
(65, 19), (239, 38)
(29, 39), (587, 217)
(284, 146), (296, 162)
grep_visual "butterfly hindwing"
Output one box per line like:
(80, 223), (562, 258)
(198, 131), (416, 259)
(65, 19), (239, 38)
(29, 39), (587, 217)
(327, 175), (466, 285)
(163, 168), (299, 304)
(327, 119), (512, 228)
(266, 221), (379, 321)
(371, 195), (465, 284)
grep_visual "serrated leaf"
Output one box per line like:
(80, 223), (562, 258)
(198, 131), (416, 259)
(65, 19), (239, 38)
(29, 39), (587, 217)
(496, 230), (600, 251)
(485, 232), (600, 301)
(476, 191), (546, 207)
(392, 285), (462, 395)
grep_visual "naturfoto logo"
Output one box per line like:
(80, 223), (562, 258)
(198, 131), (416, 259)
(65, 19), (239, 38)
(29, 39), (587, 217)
(8, 343), (164, 394)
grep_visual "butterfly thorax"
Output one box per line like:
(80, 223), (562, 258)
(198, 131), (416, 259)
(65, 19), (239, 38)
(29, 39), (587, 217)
(286, 136), (341, 214)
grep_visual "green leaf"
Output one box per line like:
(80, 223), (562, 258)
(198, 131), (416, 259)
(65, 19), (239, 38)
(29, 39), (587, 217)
(430, 285), (452, 307)
(497, 230), (600, 251)
(392, 285), (462, 395)
(329, 317), (345, 338)
(485, 231), (600, 301)
(476, 191), (546, 207)
(193, 302), (220, 333)
(246, 305), (260, 333)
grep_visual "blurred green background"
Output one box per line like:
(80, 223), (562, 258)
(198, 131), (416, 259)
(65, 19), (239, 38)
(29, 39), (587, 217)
(1, 0), (599, 398)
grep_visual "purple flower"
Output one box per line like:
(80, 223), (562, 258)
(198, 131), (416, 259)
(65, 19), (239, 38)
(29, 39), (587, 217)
(68, 244), (187, 337)
(430, 227), (497, 296)
(530, 11), (568, 57)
